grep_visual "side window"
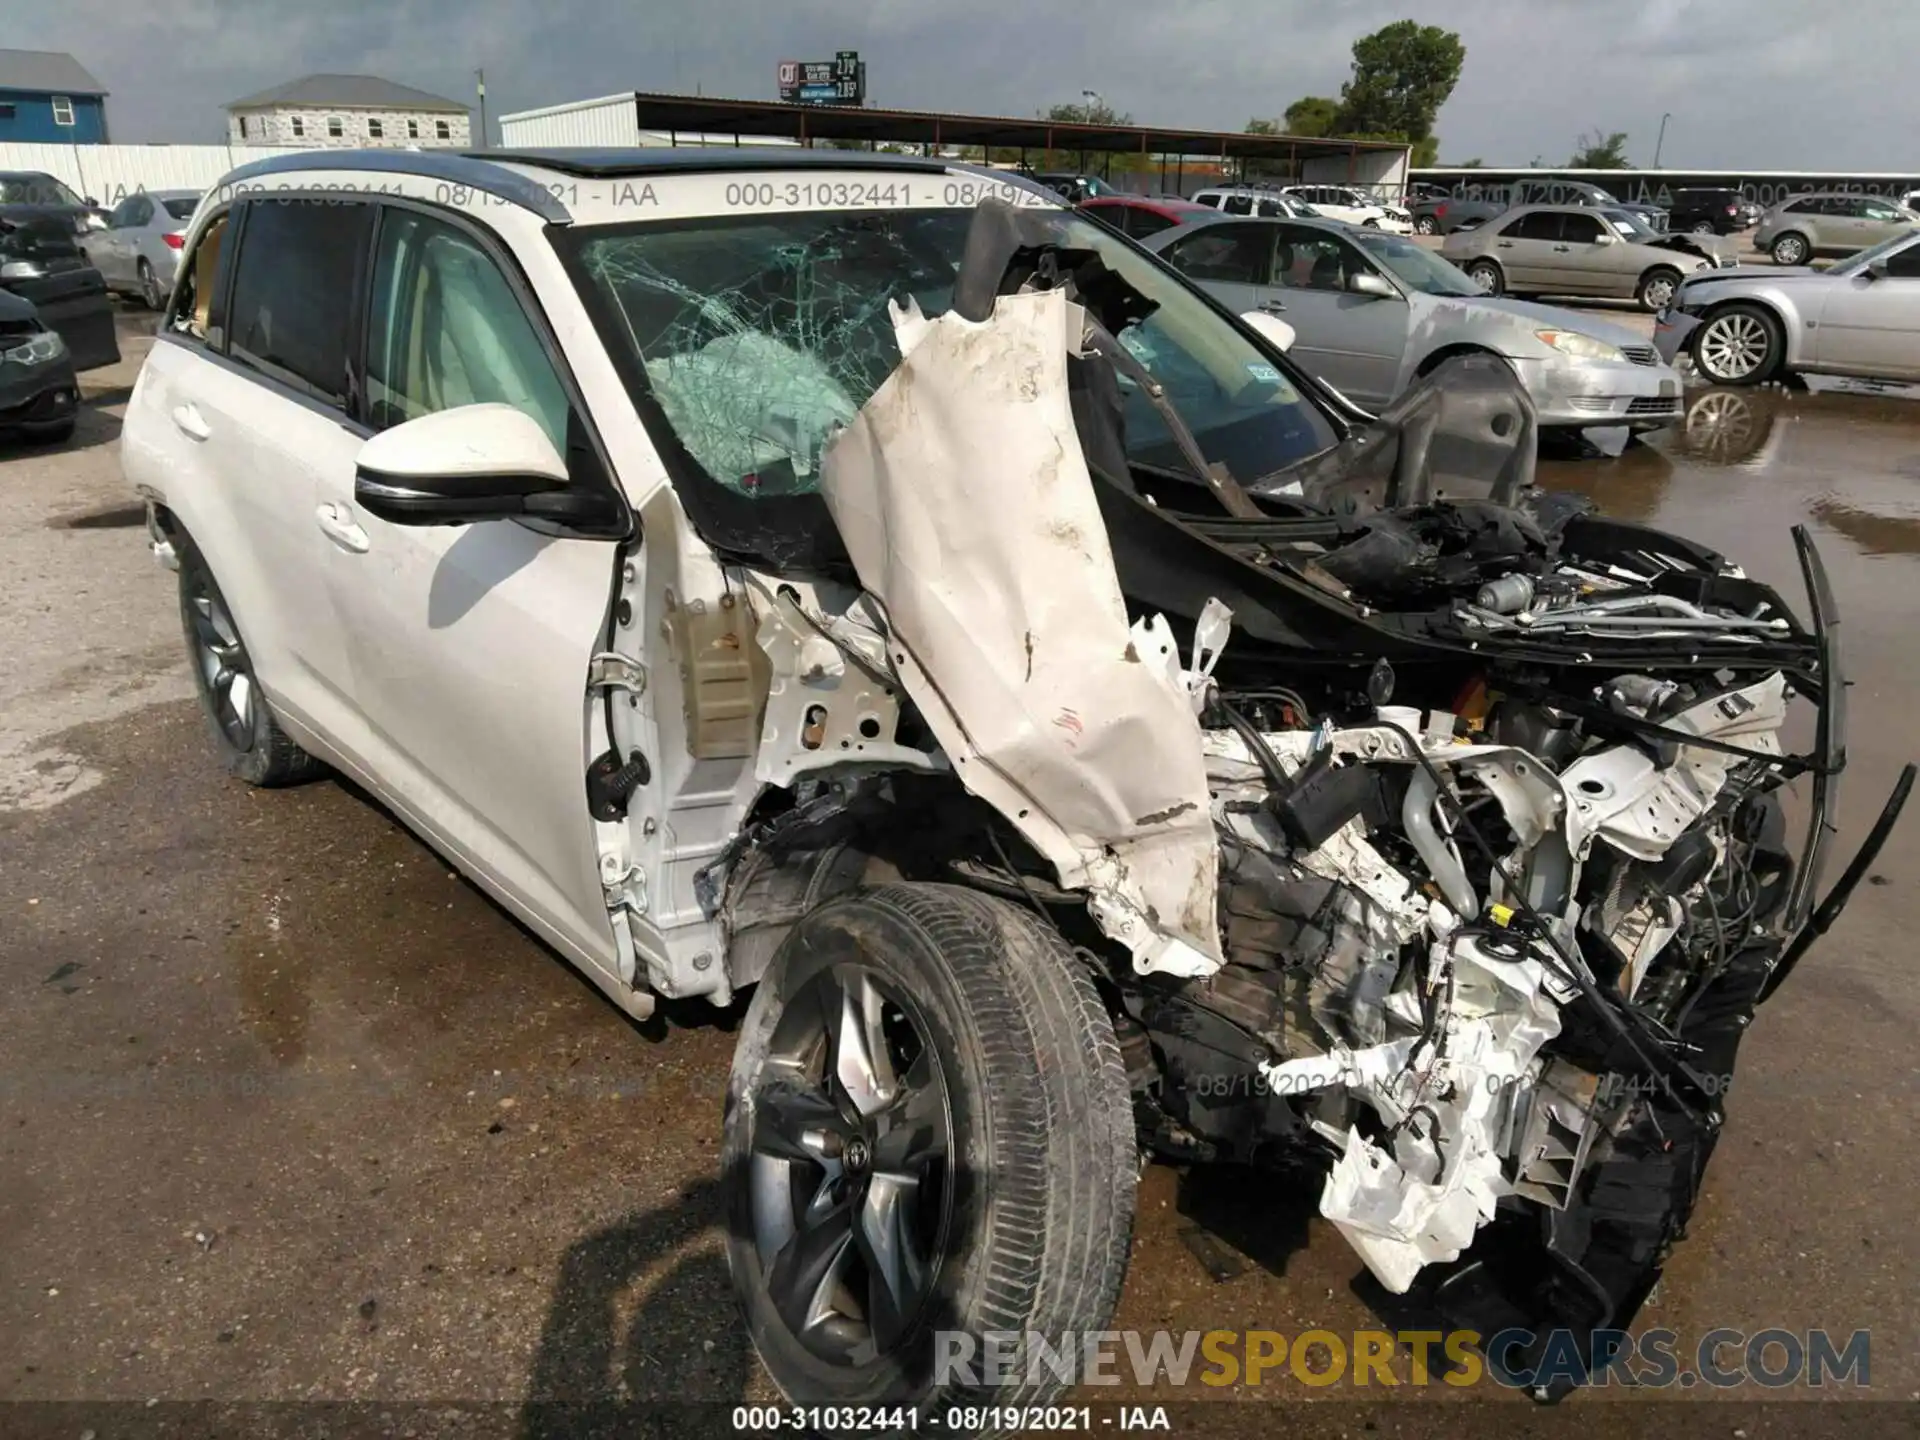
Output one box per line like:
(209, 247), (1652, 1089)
(1559, 212), (1605, 243)
(108, 197), (139, 228)
(165, 210), (234, 346)
(1885, 243), (1920, 278)
(1221, 194), (1253, 215)
(365, 209), (571, 452)
(128, 196), (154, 227)
(291, 116), (305, 138)
(226, 198), (374, 406)
(407, 119), (420, 140)
(1506, 211), (1562, 241)
(1127, 209), (1177, 238)
(1162, 225), (1271, 284)
(435, 119), (451, 140)
(1271, 225), (1354, 291)
(1861, 201), (1902, 221)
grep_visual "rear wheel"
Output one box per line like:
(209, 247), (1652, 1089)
(1414, 215), (1439, 235)
(1770, 232), (1810, 266)
(138, 259), (164, 311)
(724, 885), (1135, 1429)
(1691, 303), (1783, 386)
(1465, 258), (1504, 296)
(1690, 220), (1717, 235)
(175, 530), (324, 786)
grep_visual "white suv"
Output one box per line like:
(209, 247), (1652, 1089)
(124, 146), (1882, 1425)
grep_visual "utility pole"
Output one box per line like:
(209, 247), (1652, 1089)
(476, 68), (488, 149)
(1653, 112), (1672, 168)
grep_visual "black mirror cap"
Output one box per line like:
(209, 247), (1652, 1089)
(354, 467), (626, 536)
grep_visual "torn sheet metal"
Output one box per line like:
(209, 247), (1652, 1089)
(819, 291), (1221, 973)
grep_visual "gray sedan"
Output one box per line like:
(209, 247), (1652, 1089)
(1143, 214), (1683, 434)
(1441, 205), (1713, 311)
(80, 189), (199, 309)
(1655, 229), (1920, 385)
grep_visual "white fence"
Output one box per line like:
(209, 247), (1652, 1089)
(0, 142), (312, 204)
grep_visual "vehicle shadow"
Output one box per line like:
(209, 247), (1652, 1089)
(518, 1178), (753, 1440)
(1171, 1161), (1321, 1279)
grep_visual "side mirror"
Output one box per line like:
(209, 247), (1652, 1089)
(1239, 310), (1296, 351)
(354, 403), (586, 526)
(1347, 271), (1398, 299)
(1593, 230), (1619, 245)
(1866, 257), (1890, 278)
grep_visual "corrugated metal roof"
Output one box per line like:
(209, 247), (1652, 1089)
(0, 49), (108, 96)
(226, 73), (466, 113)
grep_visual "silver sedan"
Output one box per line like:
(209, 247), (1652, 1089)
(81, 189), (200, 309)
(1655, 229), (1920, 385)
(1143, 214), (1683, 435)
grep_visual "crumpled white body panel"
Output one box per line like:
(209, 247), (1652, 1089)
(819, 291), (1221, 970)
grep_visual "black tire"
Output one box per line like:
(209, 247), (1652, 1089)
(138, 259), (164, 311)
(1690, 302), (1784, 387)
(1465, 258), (1504, 296)
(1636, 265), (1683, 312)
(1414, 214), (1438, 235)
(18, 418), (76, 444)
(1690, 220), (1716, 235)
(724, 884), (1135, 1432)
(174, 529), (324, 787)
(1770, 231), (1810, 266)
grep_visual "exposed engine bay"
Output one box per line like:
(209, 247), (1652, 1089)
(688, 198), (1911, 1396)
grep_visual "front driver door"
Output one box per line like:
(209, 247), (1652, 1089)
(315, 200), (627, 975)
(1268, 224), (1409, 408)
(1808, 238), (1920, 379)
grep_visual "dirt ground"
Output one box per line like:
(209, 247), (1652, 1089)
(2, 308), (1915, 1439)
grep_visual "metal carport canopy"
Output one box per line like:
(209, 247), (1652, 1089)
(624, 90), (1404, 164)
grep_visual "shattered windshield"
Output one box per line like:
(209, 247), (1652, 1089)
(567, 206), (1338, 531)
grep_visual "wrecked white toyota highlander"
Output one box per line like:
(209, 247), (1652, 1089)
(124, 148), (1909, 1425)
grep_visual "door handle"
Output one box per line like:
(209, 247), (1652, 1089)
(1496, 241), (1515, 249)
(1554, 245), (1572, 252)
(314, 502), (369, 554)
(1259, 299), (1288, 314)
(171, 404), (210, 441)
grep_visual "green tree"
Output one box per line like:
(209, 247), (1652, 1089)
(1282, 96), (1343, 138)
(1567, 129), (1631, 168)
(1335, 21), (1465, 150)
(1452, 156), (1485, 168)
(1045, 99), (1131, 127)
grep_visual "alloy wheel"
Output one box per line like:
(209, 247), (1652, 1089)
(1691, 221), (1716, 235)
(1415, 216), (1438, 235)
(140, 262), (163, 310)
(187, 575), (256, 751)
(1468, 263), (1499, 294)
(1698, 312), (1772, 382)
(1773, 235), (1807, 265)
(1642, 275), (1678, 310)
(746, 962), (954, 1367)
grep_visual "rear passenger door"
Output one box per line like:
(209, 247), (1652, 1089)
(128, 196), (368, 751)
(314, 200), (626, 974)
(1157, 222), (1276, 316)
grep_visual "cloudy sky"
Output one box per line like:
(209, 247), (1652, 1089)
(17, 0), (1919, 170)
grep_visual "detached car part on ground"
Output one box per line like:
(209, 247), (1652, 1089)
(1656, 228), (1920, 386)
(129, 155), (1910, 1434)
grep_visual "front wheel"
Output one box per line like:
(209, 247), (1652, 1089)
(1414, 215), (1439, 235)
(724, 885), (1136, 1428)
(1691, 303), (1784, 386)
(1465, 259), (1504, 296)
(139, 259), (164, 311)
(1637, 266), (1682, 312)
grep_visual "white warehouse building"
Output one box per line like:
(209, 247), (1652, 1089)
(226, 74), (471, 149)
(499, 93), (797, 149)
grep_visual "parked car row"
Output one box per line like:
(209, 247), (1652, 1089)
(0, 284), (82, 441)
(1441, 205), (1727, 310)
(82, 189), (201, 309)
(1, 169), (122, 398)
(1131, 210), (1683, 435)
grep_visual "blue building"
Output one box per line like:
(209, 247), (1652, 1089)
(0, 50), (109, 144)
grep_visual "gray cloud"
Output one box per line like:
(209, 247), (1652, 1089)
(21, 0), (1920, 170)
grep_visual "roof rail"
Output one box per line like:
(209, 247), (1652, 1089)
(216, 149), (571, 223)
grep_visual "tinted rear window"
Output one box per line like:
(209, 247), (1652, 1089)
(226, 198), (373, 406)
(162, 197), (199, 221)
